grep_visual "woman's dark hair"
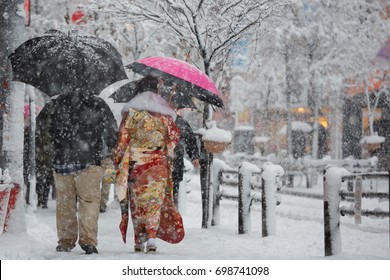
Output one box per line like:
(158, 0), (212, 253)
(135, 76), (158, 93)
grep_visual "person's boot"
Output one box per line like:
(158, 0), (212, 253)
(80, 244), (98, 255)
(56, 245), (73, 252)
(41, 198), (48, 209)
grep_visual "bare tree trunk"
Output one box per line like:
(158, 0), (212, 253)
(286, 90), (293, 156)
(329, 91), (343, 159)
(309, 68), (319, 160)
(311, 98), (319, 160)
(285, 51), (293, 157)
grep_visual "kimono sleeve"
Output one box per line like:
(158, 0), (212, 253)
(113, 111), (132, 202)
(166, 116), (180, 159)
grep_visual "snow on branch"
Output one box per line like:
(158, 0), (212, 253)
(87, 0), (288, 74)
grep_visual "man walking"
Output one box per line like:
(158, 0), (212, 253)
(49, 93), (117, 254)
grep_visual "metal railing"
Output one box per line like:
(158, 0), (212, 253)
(211, 160), (283, 236)
(323, 167), (389, 256)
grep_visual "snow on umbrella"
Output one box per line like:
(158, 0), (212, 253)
(127, 56), (224, 108)
(9, 29), (128, 97)
(109, 78), (198, 110)
(373, 37), (390, 67)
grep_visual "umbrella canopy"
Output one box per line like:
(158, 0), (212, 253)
(373, 37), (390, 67)
(9, 29), (128, 97)
(127, 56), (224, 108)
(109, 79), (197, 110)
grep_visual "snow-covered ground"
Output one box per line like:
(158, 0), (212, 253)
(1, 171), (389, 279)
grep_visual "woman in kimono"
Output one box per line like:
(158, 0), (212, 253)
(114, 77), (183, 253)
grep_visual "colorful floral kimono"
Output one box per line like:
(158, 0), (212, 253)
(114, 102), (183, 245)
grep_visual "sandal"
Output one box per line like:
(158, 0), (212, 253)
(146, 245), (157, 254)
(134, 244), (144, 253)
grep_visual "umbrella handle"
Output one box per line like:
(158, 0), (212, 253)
(157, 78), (164, 95)
(167, 84), (177, 105)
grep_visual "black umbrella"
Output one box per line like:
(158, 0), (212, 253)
(109, 79), (197, 110)
(9, 29), (128, 97)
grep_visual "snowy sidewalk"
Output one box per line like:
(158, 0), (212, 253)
(0, 173), (389, 260)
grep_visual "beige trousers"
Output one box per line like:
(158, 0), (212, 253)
(54, 165), (103, 249)
(100, 158), (115, 210)
(100, 177), (112, 210)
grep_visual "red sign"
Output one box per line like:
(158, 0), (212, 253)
(24, 0), (30, 26)
(71, 10), (86, 25)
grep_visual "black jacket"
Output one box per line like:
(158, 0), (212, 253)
(172, 116), (199, 182)
(36, 100), (56, 168)
(49, 94), (118, 172)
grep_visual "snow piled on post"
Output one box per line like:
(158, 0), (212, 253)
(323, 165), (350, 256)
(211, 158), (232, 226)
(261, 162), (284, 236)
(203, 121), (232, 143)
(238, 162), (260, 234)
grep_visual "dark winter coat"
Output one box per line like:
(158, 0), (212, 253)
(172, 116), (199, 183)
(36, 100), (56, 169)
(49, 94), (118, 173)
(35, 101), (56, 203)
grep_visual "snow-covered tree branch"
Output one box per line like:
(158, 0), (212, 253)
(87, 0), (288, 77)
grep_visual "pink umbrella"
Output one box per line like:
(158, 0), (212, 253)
(374, 37), (390, 67)
(127, 56), (224, 107)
